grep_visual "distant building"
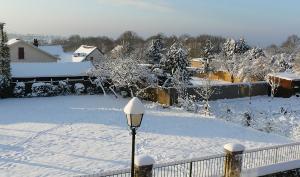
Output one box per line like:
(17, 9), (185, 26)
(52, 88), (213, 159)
(7, 38), (58, 63)
(268, 72), (300, 97)
(39, 45), (73, 62)
(72, 45), (104, 63)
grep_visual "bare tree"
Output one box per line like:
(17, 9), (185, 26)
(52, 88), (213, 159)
(267, 74), (280, 98)
(195, 78), (215, 115)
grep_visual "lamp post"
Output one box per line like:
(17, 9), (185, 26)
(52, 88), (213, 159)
(124, 97), (145, 177)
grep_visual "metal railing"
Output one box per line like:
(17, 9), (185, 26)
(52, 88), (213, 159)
(242, 142), (300, 170)
(77, 142), (300, 177)
(153, 154), (226, 177)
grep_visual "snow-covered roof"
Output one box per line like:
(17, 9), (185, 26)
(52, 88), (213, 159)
(39, 45), (64, 58)
(268, 72), (300, 81)
(39, 45), (73, 62)
(7, 38), (21, 46)
(11, 61), (93, 78)
(73, 45), (97, 62)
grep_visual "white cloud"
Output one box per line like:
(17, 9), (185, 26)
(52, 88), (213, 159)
(97, 0), (173, 12)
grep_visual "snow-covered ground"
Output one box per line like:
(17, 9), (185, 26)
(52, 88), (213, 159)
(0, 95), (293, 177)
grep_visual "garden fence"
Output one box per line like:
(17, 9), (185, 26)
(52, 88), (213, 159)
(77, 142), (300, 177)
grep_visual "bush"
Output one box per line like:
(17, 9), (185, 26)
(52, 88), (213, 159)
(58, 81), (72, 95)
(13, 82), (26, 97)
(74, 83), (85, 95)
(31, 82), (55, 97)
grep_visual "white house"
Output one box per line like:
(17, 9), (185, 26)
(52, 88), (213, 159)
(72, 45), (104, 63)
(7, 38), (58, 63)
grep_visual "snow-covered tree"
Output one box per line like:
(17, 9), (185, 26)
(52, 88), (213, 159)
(220, 38), (251, 83)
(0, 23), (11, 97)
(202, 40), (215, 73)
(194, 79), (215, 115)
(223, 38), (250, 57)
(160, 42), (191, 104)
(163, 42), (190, 76)
(146, 38), (164, 64)
(267, 74), (280, 98)
(110, 57), (157, 97)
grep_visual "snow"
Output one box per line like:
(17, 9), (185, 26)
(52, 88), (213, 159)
(11, 61), (93, 78)
(134, 155), (155, 166)
(39, 45), (73, 62)
(124, 97), (145, 115)
(0, 95), (292, 177)
(268, 72), (300, 81)
(224, 143), (245, 152)
(73, 45), (97, 62)
(242, 160), (300, 177)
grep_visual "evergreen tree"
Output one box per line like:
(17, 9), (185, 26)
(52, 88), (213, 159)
(0, 23), (11, 97)
(146, 37), (164, 64)
(163, 42), (189, 76)
(162, 42), (190, 95)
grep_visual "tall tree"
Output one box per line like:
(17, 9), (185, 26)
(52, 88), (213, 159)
(0, 23), (11, 97)
(146, 37), (165, 64)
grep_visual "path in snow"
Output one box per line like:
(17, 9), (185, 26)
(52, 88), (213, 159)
(0, 95), (292, 177)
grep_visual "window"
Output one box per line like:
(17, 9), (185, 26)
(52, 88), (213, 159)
(18, 47), (24, 59)
(90, 57), (94, 61)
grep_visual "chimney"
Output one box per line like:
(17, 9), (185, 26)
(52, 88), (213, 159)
(33, 39), (39, 47)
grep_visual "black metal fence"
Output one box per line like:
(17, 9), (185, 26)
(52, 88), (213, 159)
(77, 142), (300, 177)
(242, 142), (300, 170)
(152, 154), (226, 177)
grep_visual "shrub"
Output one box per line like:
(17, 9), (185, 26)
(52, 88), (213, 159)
(13, 82), (26, 97)
(31, 82), (54, 97)
(74, 83), (85, 95)
(58, 81), (72, 95)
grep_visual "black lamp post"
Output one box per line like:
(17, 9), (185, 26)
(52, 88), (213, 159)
(124, 97), (145, 177)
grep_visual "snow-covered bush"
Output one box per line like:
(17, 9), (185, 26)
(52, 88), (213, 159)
(13, 82), (26, 97)
(31, 82), (54, 97)
(74, 83), (85, 95)
(57, 80), (72, 95)
(179, 95), (198, 113)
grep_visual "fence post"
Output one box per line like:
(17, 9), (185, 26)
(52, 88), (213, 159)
(134, 155), (155, 177)
(224, 143), (245, 177)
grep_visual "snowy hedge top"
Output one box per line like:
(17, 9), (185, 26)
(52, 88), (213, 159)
(11, 61), (93, 78)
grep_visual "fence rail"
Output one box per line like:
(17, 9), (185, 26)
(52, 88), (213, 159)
(77, 142), (300, 177)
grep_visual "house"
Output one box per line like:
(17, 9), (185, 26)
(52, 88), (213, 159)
(7, 38), (59, 63)
(72, 45), (104, 63)
(39, 45), (73, 62)
(268, 72), (300, 97)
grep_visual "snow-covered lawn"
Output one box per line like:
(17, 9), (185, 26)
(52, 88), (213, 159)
(0, 95), (293, 177)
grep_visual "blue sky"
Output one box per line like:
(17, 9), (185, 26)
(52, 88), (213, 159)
(0, 0), (299, 46)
